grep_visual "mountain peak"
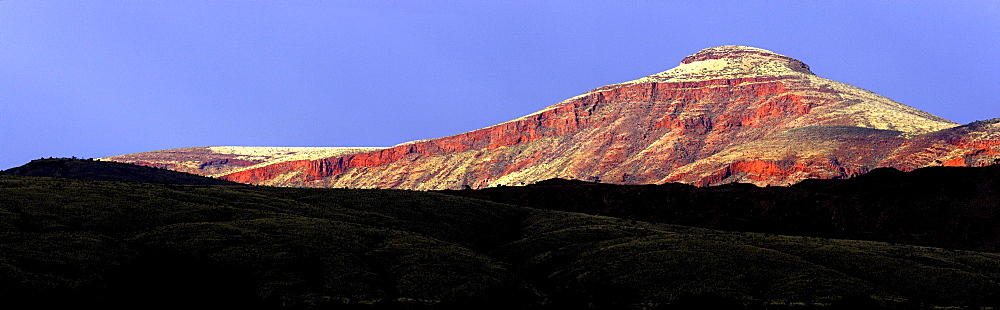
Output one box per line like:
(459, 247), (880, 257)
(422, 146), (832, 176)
(680, 45), (805, 66)
(636, 46), (813, 83)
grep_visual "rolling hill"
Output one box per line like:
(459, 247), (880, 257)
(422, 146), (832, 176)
(439, 164), (1000, 252)
(0, 158), (241, 186)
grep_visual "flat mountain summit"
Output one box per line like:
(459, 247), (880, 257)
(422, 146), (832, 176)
(105, 46), (999, 189)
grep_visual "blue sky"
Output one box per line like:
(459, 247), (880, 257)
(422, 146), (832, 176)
(2, 1), (999, 170)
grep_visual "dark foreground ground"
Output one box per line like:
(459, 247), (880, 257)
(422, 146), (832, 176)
(2, 159), (1000, 309)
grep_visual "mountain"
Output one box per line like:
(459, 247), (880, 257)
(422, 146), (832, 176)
(4, 174), (1000, 308)
(105, 46), (999, 189)
(438, 164), (1000, 252)
(0, 158), (241, 185)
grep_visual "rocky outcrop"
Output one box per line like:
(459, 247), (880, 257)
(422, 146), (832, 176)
(107, 46), (998, 189)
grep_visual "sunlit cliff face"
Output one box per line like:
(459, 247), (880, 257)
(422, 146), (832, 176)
(108, 46), (998, 189)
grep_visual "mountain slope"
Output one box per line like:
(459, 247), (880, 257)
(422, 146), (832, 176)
(883, 119), (1000, 170)
(107, 46), (999, 189)
(3, 175), (1000, 308)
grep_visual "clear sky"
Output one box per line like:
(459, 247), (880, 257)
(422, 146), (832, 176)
(3, 1), (999, 170)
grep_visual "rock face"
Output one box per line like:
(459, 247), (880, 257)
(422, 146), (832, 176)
(106, 46), (1000, 189)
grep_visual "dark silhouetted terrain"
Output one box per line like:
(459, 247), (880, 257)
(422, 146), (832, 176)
(439, 165), (1000, 252)
(0, 158), (241, 186)
(2, 166), (1000, 308)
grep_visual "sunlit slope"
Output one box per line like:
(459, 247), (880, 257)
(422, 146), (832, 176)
(103, 146), (385, 177)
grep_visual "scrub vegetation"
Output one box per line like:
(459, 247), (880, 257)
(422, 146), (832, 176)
(2, 162), (1000, 309)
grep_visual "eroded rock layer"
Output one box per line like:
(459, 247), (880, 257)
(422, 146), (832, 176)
(107, 46), (999, 189)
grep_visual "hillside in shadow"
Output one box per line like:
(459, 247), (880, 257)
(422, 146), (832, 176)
(438, 165), (1000, 252)
(1, 158), (241, 186)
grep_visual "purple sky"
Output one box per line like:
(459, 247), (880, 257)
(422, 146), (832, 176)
(3, 1), (999, 170)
